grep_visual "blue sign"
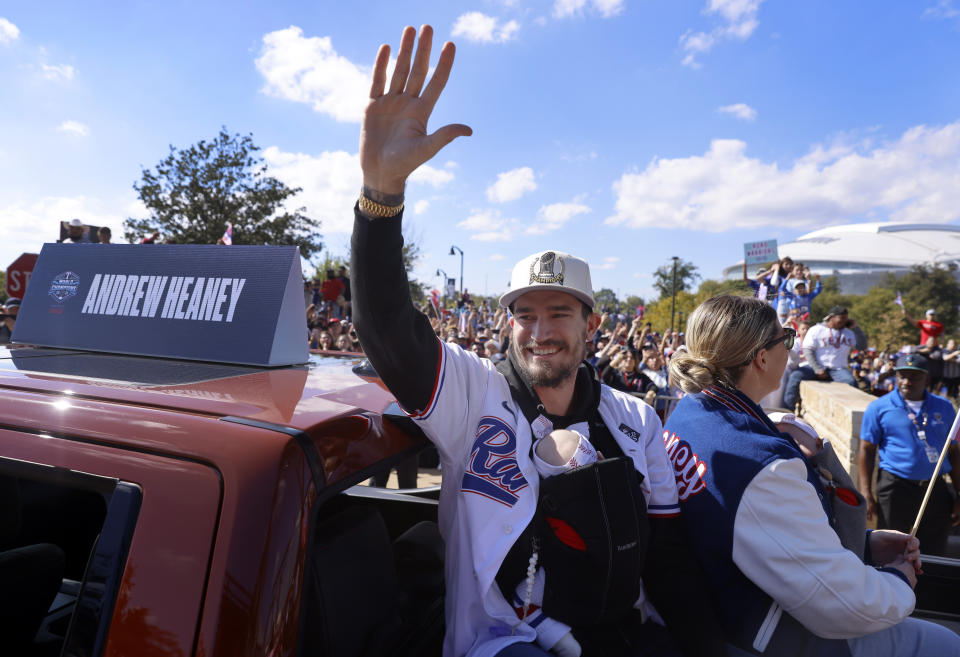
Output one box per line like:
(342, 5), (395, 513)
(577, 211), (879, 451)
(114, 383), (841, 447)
(12, 243), (308, 366)
(743, 239), (778, 267)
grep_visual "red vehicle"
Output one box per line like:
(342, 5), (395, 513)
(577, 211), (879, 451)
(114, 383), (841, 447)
(4, 342), (960, 657)
(0, 345), (443, 657)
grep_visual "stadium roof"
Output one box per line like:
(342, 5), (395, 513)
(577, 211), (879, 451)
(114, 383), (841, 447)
(726, 223), (960, 277)
(782, 222), (960, 269)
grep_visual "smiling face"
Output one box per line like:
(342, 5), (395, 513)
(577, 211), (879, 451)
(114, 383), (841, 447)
(509, 289), (598, 389)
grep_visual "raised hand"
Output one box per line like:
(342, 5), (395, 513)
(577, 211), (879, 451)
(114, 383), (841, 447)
(360, 25), (472, 197)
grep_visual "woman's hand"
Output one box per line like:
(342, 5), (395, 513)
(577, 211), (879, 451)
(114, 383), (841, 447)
(870, 530), (922, 575)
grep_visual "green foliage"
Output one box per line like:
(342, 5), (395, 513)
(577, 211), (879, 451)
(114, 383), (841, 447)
(642, 290), (697, 333)
(311, 253), (349, 281)
(883, 265), (960, 335)
(624, 294), (645, 315)
(810, 276), (855, 323)
(124, 128), (323, 258)
(696, 278), (753, 299)
(594, 288), (619, 312)
(0, 271), (6, 300)
(313, 227), (426, 303)
(653, 258), (700, 300)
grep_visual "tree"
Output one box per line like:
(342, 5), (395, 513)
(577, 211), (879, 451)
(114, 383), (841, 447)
(810, 276), (855, 325)
(653, 258), (700, 300)
(624, 295), (646, 316)
(312, 253), (350, 281)
(402, 227), (426, 304)
(883, 265), (960, 337)
(314, 226), (426, 304)
(642, 290), (697, 333)
(696, 278), (752, 300)
(124, 128), (323, 258)
(593, 288), (620, 313)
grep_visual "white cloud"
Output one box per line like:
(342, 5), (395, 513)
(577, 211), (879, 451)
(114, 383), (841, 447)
(593, 256), (620, 270)
(490, 253), (506, 261)
(718, 103), (757, 121)
(592, 0), (626, 17)
(553, 0), (588, 18)
(0, 195), (135, 263)
(487, 166), (536, 202)
(553, 0), (624, 18)
(255, 26), (370, 123)
(262, 147), (361, 234)
(458, 209), (505, 231)
(526, 201), (591, 234)
(409, 164), (455, 187)
(452, 12), (520, 43)
(472, 229), (514, 242)
(258, 145), (453, 234)
(924, 0), (960, 19)
(58, 120), (89, 136)
(42, 63), (75, 81)
(606, 121), (960, 232)
(0, 17), (19, 44)
(458, 209), (514, 241)
(680, 0), (765, 68)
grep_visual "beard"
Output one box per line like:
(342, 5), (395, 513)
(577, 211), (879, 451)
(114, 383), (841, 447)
(510, 328), (587, 389)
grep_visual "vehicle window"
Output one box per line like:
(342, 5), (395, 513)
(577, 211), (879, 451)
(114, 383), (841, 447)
(0, 457), (141, 657)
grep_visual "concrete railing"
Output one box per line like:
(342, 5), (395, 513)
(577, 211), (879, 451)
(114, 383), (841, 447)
(797, 381), (876, 481)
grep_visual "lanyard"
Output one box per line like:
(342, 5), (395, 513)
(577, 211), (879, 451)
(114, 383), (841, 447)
(898, 392), (931, 442)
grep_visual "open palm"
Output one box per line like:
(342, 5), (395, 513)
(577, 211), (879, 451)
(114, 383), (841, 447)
(360, 25), (472, 196)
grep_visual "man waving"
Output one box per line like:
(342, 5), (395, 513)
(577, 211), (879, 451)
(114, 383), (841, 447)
(351, 25), (722, 657)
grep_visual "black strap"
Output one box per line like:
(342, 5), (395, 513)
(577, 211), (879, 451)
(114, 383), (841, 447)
(494, 355), (625, 460)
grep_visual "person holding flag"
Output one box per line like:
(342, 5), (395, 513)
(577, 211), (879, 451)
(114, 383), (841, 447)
(859, 352), (960, 556)
(901, 306), (944, 345)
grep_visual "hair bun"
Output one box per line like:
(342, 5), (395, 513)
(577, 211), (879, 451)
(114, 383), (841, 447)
(669, 351), (717, 393)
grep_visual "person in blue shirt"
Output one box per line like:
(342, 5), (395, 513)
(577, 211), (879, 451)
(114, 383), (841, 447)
(664, 294), (960, 657)
(778, 274), (821, 320)
(858, 352), (960, 556)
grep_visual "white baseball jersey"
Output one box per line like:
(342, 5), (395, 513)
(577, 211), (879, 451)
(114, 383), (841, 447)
(803, 323), (856, 370)
(407, 340), (680, 657)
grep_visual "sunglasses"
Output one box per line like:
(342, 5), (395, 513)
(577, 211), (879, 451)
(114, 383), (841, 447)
(741, 327), (796, 366)
(763, 327), (796, 351)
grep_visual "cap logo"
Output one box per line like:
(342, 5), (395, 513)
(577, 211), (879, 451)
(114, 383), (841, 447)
(529, 252), (565, 285)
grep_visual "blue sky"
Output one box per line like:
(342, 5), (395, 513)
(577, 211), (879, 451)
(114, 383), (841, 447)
(2, 1), (960, 302)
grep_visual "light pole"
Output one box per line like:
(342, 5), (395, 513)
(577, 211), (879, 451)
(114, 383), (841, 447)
(670, 256), (679, 333)
(449, 245), (464, 294)
(436, 268), (449, 299)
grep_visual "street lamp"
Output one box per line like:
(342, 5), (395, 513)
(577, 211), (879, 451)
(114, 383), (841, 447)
(436, 268), (449, 298)
(449, 245), (464, 294)
(670, 256), (679, 333)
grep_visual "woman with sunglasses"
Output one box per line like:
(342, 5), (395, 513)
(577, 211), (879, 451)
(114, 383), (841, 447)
(663, 295), (959, 657)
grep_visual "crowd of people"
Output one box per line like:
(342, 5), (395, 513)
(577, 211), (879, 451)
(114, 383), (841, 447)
(344, 24), (960, 657)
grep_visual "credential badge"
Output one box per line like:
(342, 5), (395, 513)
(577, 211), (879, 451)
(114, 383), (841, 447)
(529, 251), (565, 285)
(48, 271), (80, 303)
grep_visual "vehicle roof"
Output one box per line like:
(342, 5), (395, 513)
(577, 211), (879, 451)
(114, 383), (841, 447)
(0, 345), (397, 431)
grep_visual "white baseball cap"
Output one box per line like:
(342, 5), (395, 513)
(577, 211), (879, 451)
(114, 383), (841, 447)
(499, 250), (594, 310)
(926, 308), (937, 316)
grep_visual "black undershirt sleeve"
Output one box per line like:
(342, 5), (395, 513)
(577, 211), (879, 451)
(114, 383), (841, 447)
(350, 206), (441, 414)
